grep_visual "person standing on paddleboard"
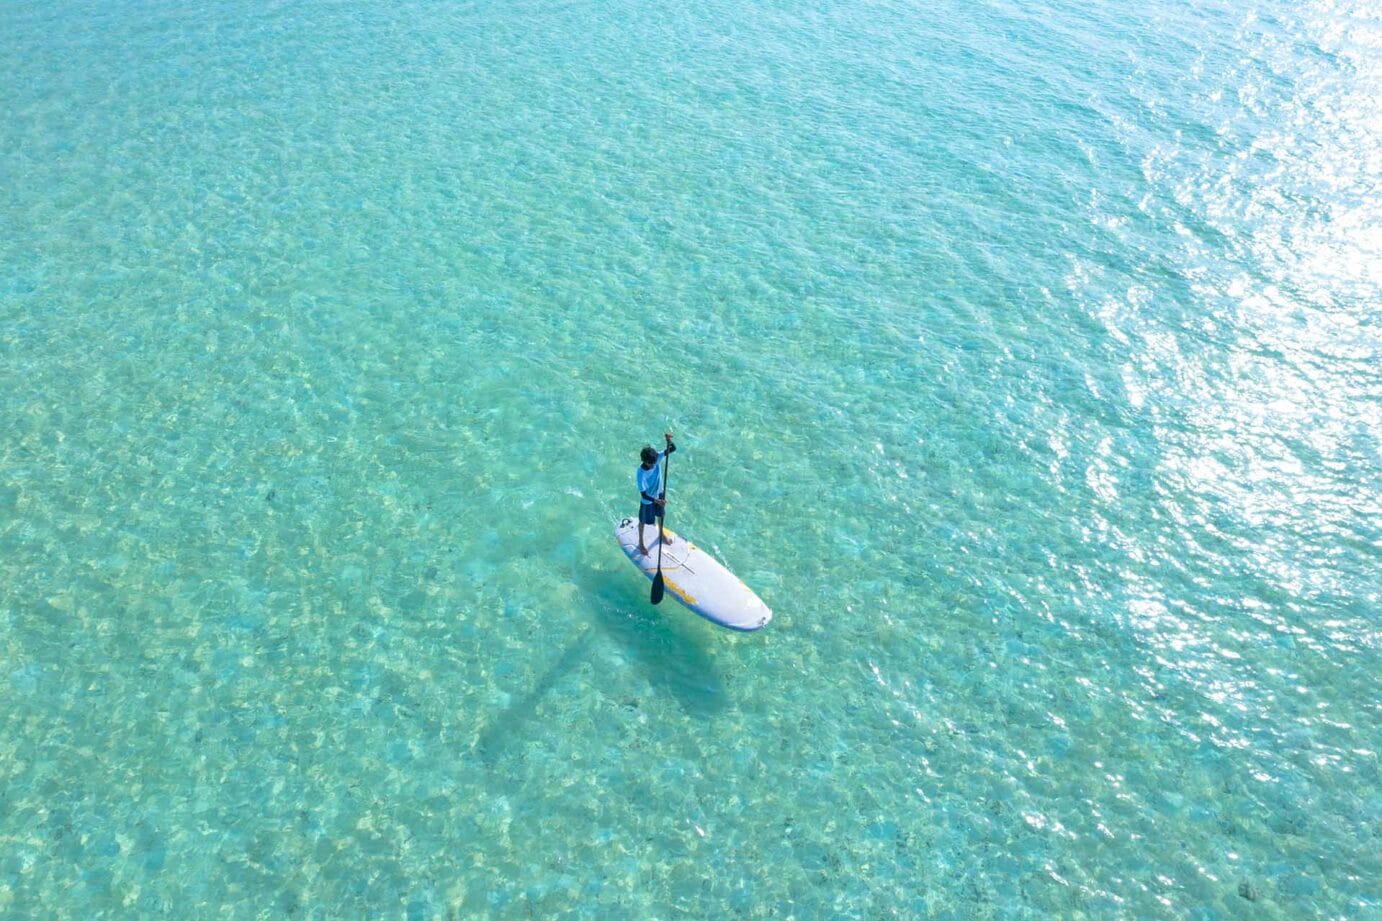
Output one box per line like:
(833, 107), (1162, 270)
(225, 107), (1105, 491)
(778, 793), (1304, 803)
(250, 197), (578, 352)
(636, 432), (676, 556)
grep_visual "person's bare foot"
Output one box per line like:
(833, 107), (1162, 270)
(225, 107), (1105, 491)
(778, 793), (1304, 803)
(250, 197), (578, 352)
(664, 534), (674, 545)
(638, 544), (649, 556)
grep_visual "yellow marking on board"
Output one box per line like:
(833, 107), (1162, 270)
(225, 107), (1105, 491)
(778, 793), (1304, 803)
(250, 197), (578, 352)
(661, 578), (698, 606)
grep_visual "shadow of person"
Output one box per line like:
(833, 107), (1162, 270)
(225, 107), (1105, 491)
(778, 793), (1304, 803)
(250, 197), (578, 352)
(472, 622), (598, 768)
(575, 566), (727, 719)
(471, 566), (728, 770)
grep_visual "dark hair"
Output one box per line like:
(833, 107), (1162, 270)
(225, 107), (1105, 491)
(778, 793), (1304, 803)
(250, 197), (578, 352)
(640, 445), (658, 465)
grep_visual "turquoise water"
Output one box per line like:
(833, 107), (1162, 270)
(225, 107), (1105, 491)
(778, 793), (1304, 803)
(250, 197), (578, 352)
(2, 0), (1378, 915)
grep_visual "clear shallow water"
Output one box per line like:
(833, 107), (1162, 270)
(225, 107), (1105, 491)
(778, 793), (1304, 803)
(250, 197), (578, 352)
(1, 0), (1378, 916)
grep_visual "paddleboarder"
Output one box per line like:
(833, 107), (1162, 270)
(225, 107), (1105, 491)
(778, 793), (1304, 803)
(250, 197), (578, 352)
(636, 432), (676, 556)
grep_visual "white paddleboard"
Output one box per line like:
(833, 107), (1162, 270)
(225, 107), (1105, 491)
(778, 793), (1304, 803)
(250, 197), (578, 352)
(615, 517), (772, 631)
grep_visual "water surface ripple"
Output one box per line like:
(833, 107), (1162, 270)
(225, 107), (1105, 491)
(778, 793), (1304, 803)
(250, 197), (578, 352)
(1, 0), (1378, 917)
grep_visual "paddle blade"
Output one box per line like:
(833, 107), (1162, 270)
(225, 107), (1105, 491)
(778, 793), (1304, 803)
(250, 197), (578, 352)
(650, 572), (665, 605)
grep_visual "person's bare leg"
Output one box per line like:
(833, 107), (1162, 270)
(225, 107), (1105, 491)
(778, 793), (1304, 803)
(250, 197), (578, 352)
(638, 520), (649, 556)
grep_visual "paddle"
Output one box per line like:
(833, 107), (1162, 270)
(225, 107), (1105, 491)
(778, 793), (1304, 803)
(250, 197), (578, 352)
(650, 447), (670, 605)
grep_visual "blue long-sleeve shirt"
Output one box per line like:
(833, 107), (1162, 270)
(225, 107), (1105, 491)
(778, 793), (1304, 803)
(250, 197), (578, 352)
(636, 443), (676, 504)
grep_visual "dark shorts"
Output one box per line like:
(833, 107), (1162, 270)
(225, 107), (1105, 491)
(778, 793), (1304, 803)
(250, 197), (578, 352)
(638, 502), (662, 526)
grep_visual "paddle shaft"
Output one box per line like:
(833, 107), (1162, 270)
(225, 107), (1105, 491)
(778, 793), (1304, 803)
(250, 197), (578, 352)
(651, 449), (670, 604)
